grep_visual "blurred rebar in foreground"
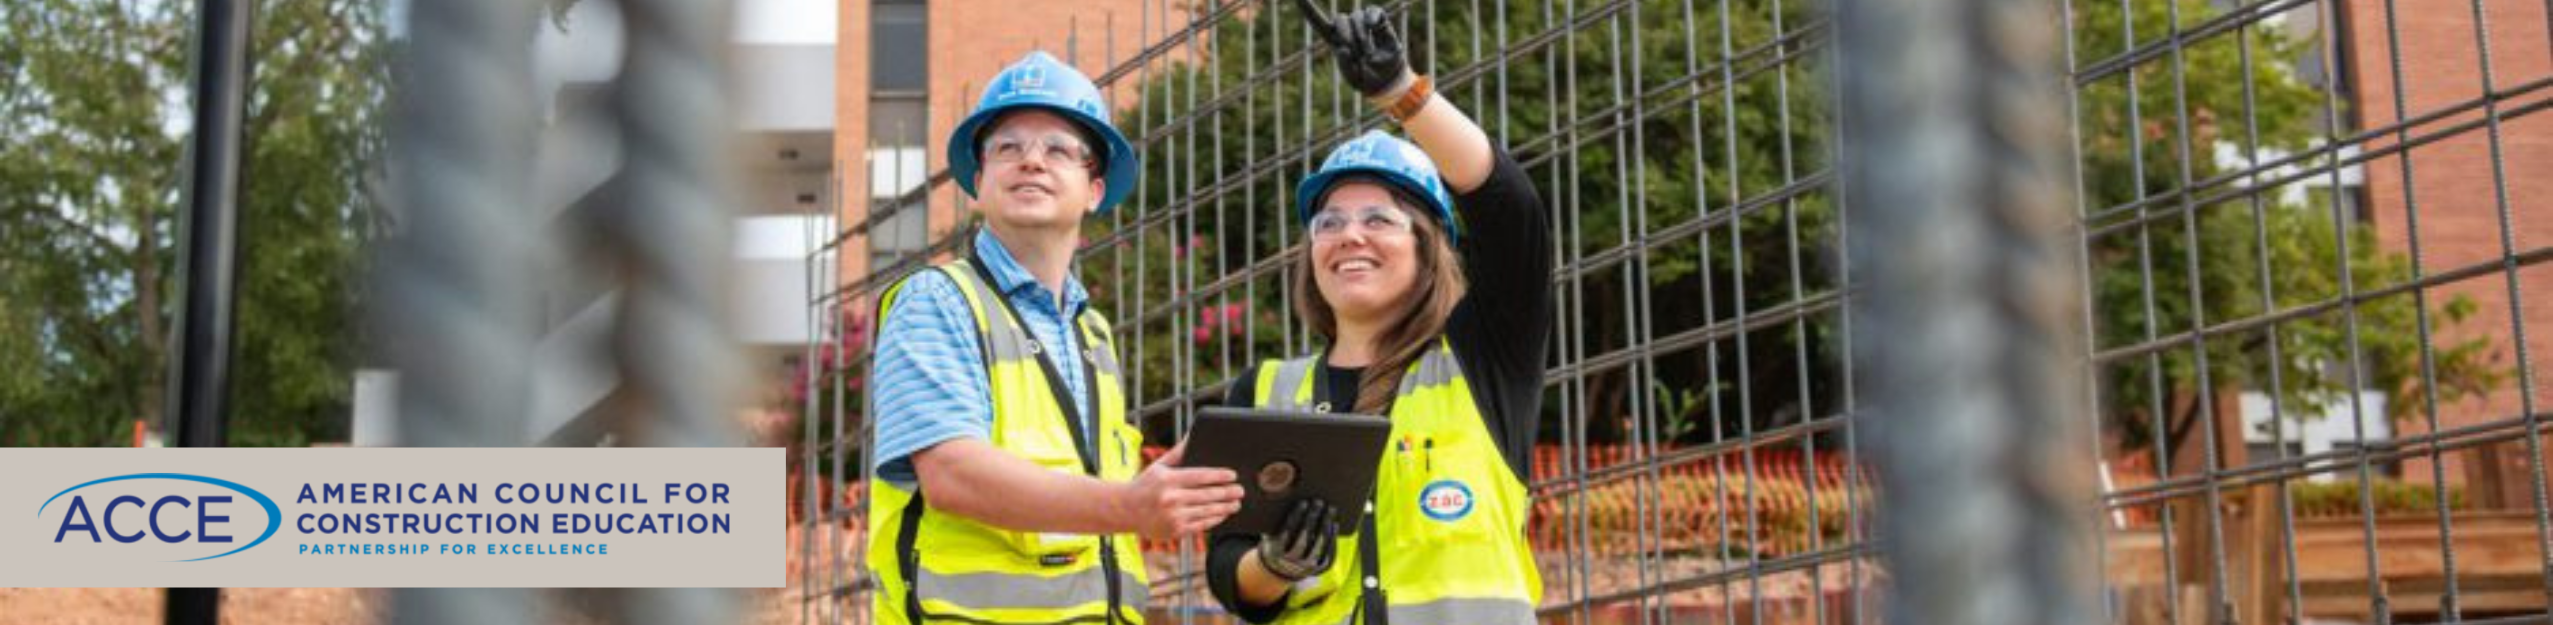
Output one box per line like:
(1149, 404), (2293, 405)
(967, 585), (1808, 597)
(380, 0), (542, 622)
(1838, 0), (2099, 623)
(380, 0), (748, 621)
(603, 0), (748, 617)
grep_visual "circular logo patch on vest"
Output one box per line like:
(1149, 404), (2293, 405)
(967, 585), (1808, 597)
(1418, 480), (1474, 522)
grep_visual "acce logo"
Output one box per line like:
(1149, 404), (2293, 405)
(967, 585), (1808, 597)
(38, 473), (281, 562)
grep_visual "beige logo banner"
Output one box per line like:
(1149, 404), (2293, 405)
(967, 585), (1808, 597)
(0, 448), (781, 588)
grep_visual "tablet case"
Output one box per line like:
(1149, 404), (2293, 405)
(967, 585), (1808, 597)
(1182, 407), (1392, 536)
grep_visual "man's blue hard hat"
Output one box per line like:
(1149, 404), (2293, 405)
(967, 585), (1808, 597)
(948, 51), (1140, 215)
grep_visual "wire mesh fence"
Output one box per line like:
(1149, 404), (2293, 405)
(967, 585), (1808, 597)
(792, 0), (2553, 624)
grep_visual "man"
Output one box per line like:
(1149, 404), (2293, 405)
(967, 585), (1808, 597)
(865, 51), (1245, 625)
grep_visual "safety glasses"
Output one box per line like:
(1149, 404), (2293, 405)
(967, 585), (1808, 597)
(1308, 205), (1416, 241)
(983, 132), (1095, 168)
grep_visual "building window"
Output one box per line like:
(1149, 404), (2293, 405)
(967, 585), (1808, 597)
(868, 200), (929, 271)
(2244, 442), (2303, 467)
(868, 103), (928, 270)
(870, 99), (928, 197)
(872, 2), (927, 93)
(869, 0), (930, 270)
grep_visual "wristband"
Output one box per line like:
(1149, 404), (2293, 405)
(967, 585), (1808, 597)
(1381, 74), (1433, 123)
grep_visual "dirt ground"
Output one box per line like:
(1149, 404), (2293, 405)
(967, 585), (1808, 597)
(1, 522), (857, 625)
(0, 588), (381, 625)
(3, 530), (1859, 624)
(0, 587), (816, 625)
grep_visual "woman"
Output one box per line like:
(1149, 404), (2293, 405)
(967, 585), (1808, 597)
(1205, 5), (1552, 624)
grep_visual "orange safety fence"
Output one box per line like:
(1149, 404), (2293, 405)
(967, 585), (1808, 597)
(788, 445), (1876, 560)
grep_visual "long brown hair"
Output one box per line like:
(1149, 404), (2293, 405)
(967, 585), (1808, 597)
(1293, 181), (1468, 414)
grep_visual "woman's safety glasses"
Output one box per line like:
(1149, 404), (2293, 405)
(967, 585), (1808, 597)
(1308, 205), (1416, 242)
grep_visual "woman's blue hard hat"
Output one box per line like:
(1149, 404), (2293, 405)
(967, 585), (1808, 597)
(1294, 130), (1459, 240)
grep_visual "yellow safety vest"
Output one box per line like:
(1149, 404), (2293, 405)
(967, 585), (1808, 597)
(867, 258), (1149, 625)
(1251, 340), (1541, 625)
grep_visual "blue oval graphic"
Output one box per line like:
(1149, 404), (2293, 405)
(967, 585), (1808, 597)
(38, 473), (282, 562)
(1417, 479), (1474, 522)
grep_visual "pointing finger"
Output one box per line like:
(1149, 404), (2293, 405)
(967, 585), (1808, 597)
(1292, 0), (1348, 47)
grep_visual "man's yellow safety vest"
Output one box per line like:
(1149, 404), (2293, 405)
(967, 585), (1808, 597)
(1251, 340), (1541, 625)
(867, 258), (1149, 625)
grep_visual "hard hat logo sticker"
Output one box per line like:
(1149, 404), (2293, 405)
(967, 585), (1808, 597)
(1336, 140), (1378, 165)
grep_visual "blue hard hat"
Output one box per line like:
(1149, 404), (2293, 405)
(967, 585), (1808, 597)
(1295, 131), (1459, 240)
(948, 51), (1140, 215)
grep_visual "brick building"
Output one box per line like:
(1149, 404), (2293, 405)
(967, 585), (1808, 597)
(2341, 0), (2552, 502)
(831, 0), (1186, 284)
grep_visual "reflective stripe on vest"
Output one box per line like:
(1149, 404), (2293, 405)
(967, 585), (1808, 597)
(1386, 596), (1537, 625)
(1285, 597), (1540, 625)
(1251, 341), (1541, 625)
(916, 566), (1150, 615)
(867, 260), (1148, 625)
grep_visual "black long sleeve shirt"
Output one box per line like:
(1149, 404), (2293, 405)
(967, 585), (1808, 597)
(1205, 147), (1551, 622)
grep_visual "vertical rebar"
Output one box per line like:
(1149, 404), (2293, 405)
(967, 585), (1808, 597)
(383, 0), (542, 622)
(1211, 1), (1232, 408)
(1110, 11), (1129, 401)
(2347, 3), (2416, 619)
(2234, 12), (2310, 625)
(1609, 0), (1669, 620)
(2460, 0), (2553, 613)
(798, 154), (826, 625)
(2316, 0), (2472, 610)
(843, 226), (868, 624)
(1561, 2), (1595, 621)
(2053, 4), (2117, 622)
(1839, 2), (2096, 625)
(2158, 1), (2239, 620)
(1708, 0), (1770, 621)
(1827, 0), (1873, 619)
(831, 144), (858, 624)
(2353, 2), (2430, 623)
(1767, 0), (1828, 619)
(608, 0), (746, 622)
(1180, 3), (1208, 619)
(1243, 5), (1261, 372)
(1132, 0), (1153, 454)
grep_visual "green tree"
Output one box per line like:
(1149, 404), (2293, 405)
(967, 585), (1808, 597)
(0, 0), (388, 446)
(2073, 0), (2501, 457)
(1088, 0), (1837, 444)
(1067, 0), (2499, 453)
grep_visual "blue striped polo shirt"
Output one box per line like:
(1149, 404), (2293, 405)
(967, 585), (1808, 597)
(868, 228), (1097, 487)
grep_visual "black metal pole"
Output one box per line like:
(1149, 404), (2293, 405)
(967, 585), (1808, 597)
(163, 1), (254, 623)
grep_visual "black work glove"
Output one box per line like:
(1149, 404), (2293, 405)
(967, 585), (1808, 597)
(1296, 1), (1412, 99)
(1256, 498), (1340, 582)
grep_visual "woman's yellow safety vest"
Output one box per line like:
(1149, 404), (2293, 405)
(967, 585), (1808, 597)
(1250, 340), (1541, 625)
(867, 258), (1149, 625)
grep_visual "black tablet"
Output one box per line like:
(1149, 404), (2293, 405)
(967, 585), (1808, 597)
(1182, 407), (1391, 536)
